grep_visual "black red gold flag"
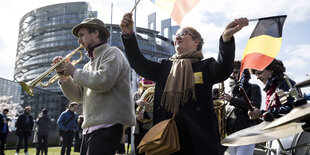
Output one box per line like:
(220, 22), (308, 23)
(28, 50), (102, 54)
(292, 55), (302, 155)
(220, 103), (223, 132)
(240, 15), (287, 78)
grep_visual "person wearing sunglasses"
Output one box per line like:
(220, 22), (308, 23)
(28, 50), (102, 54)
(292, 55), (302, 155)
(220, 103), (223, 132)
(248, 59), (295, 121)
(120, 13), (248, 155)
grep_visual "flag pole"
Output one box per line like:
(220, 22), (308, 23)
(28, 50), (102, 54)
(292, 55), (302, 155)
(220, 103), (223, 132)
(130, 0), (141, 13)
(248, 15), (287, 22)
(248, 18), (258, 22)
(130, 0), (139, 154)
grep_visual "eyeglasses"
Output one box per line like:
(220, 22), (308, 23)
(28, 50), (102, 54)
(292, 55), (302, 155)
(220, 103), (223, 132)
(175, 31), (194, 38)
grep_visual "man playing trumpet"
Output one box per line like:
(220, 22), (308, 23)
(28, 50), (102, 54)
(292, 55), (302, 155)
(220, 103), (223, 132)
(53, 18), (135, 155)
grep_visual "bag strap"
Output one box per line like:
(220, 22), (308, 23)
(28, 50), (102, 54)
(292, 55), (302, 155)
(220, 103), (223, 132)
(63, 112), (75, 127)
(172, 112), (176, 119)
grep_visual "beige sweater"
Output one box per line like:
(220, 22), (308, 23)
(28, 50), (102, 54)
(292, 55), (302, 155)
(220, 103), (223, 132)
(60, 44), (136, 129)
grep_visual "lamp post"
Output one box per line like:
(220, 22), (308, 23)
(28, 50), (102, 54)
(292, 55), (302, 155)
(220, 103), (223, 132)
(109, 0), (115, 45)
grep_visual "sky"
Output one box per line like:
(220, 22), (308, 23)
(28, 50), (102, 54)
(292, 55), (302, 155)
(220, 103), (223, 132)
(0, 0), (310, 97)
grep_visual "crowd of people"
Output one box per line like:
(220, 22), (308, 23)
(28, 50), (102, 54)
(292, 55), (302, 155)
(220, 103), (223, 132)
(0, 11), (304, 155)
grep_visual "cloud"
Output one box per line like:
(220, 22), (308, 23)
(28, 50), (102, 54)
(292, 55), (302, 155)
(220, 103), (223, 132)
(280, 44), (310, 82)
(200, 0), (310, 23)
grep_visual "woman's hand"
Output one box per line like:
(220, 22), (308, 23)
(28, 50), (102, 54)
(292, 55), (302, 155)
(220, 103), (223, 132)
(120, 13), (134, 34)
(222, 17), (249, 42)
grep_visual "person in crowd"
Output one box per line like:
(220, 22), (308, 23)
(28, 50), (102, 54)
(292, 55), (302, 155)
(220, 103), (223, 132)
(74, 115), (83, 152)
(120, 13), (248, 154)
(15, 106), (34, 155)
(219, 61), (261, 155)
(53, 18), (135, 155)
(248, 59), (295, 120)
(0, 109), (9, 155)
(57, 102), (78, 155)
(36, 109), (51, 155)
(133, 80), (154, 155)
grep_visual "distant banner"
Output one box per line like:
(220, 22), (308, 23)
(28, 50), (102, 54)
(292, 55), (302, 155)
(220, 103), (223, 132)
(240, 15), (287, 78)
(149, 0), (200, 25)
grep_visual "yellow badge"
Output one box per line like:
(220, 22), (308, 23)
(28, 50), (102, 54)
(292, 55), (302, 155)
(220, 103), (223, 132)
(194, 72), (203, 84)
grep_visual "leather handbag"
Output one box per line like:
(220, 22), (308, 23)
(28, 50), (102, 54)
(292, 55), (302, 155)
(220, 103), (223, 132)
(137, 114), (180, 155)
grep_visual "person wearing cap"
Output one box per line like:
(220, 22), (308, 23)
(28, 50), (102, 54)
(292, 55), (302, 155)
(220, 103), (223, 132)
(53, 18), (135, 155)
(219, 61), (261, 155)
(248, 59), (295, 120)
(120, 13), (248, 155)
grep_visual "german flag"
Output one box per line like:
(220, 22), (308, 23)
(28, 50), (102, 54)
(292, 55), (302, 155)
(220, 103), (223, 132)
(240, 15), (287, 78)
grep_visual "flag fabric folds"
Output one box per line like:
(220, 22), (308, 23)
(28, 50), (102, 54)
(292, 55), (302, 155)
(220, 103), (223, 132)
(240, 15), (287, 78)
(149, 0), (200, 25)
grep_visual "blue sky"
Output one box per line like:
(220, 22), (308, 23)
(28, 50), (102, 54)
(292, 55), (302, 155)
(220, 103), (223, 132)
(0, 0), (310, 97)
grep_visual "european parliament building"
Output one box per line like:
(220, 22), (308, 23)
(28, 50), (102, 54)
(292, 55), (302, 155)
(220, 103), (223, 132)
(10, 2), (178, 118)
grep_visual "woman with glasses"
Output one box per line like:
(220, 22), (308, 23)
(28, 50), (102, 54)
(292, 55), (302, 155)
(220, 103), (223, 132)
(248, 59), (295, 120)
(120, 13), (248, 155)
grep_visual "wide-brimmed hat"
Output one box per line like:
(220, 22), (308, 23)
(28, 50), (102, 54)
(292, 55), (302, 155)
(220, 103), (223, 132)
(72, 18), (110, 39)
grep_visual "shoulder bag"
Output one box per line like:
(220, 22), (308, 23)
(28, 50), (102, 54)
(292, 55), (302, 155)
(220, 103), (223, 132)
(59, 113), (75, 137)
(137, 113), (180, 155)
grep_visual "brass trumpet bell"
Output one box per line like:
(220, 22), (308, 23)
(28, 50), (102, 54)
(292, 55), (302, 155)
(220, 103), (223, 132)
(19, 81), (34, 96)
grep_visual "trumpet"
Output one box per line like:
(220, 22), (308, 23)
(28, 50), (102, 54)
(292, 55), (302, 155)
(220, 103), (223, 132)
(19, 45), (84, 96)
(213, 82), (227, 140)
(136, 86), (155, 123)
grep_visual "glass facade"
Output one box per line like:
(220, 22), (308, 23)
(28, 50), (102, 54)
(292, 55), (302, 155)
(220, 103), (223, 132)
(0, 77), (22, 106)
(0, 77), (67, 147)
(14, 2), (175, 95)
(0, 77), (67, 120)
(14, 2), (97, 93)
(13, 2), (175, 116)
(6, 2), (177, 146)
(108, 24), (174, 61)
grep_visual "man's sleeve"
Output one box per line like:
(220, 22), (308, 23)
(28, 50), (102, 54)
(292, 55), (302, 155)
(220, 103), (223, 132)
(57, 113), (66, 130)
(60, 77), (84, 102)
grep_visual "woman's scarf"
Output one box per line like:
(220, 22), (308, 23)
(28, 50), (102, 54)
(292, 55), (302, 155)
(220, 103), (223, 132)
(160, 51), (203, 113)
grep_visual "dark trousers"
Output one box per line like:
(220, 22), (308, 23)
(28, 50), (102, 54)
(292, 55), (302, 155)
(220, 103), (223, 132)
(61, 131), (75, 155)
(0, 133), (8, 155)
(74, 132), (81, 152)
(16, 134), (29, 153)
(134, 128), (148, 155)
(80, 123), (123, 155)
(116, 143), (125, 154)
(36, 135), (48, 155)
